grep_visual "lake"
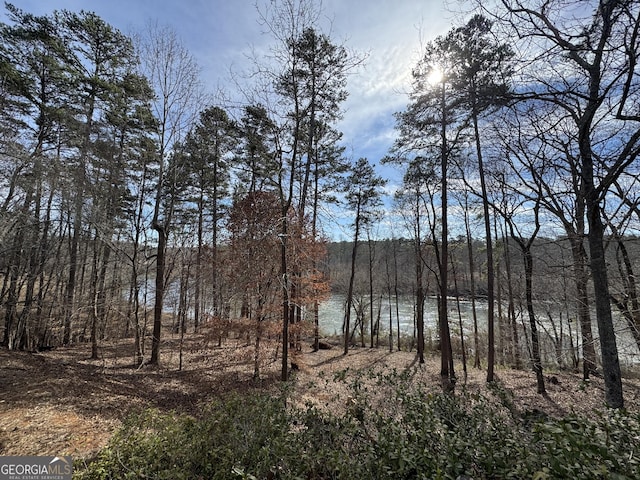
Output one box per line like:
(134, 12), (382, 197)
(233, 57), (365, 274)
(317, 294), (640, 365)
(318, 294), (487, 337)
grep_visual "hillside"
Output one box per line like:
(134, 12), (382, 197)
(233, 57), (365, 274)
(1, 332), (639, 459)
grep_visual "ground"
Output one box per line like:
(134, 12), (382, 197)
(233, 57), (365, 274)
(1, 332), (639, 459)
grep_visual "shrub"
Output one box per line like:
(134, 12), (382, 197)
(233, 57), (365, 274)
(75, 371), (640, 480)
(530, 410), (640, 479)
(75, 393), (296, 480)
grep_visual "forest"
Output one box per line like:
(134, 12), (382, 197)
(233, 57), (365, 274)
(1, 0), (640, 477)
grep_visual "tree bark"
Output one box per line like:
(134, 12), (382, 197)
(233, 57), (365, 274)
(567, 235), (598, 378)
(344, 204), (361, 355)
(523, 244), (545, 394)
(150, 224), (166, 365)
(585, 193), (623, 407)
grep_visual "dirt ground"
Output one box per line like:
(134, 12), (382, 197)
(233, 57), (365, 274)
(1, 332), (639, 460)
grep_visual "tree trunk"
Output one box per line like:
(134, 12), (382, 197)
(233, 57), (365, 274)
(568, 235), (598, 379)
(150, 224), (166, 365)
(394, 240), (401, 351)
(194, 192), (203, 333)
(472, 109), (494, 383)
(17, 180), (44, 350)
(524, 245), (545, 394)
(503, 230), (521, 369)
(63, 196), (83, 346)
(385, 242), (394, 353)
(368, 234), (375, 349)
(414, 204), (425, 363)
(344, 203), (361, 355)
(451, 252), (467, 379)
(581, 54), (623, 407)
(464, 207), (481, 369)
(586, 196), (623, 407)
(4, 234), (21, 348)
(280, 215), (291, 381)
(439, 80), (454, 389)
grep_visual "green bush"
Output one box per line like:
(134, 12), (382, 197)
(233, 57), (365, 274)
(75, 393), (297, 480)
(75, 372), (640, 480)
(530, 410), (640, 479)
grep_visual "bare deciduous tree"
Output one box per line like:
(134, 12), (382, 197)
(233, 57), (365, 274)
(136, 22), (203, 365)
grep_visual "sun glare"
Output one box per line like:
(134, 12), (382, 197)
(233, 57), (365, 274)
(427, 66), (444, 85)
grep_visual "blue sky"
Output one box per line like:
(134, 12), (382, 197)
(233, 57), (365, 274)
(3, 1), (463, 239)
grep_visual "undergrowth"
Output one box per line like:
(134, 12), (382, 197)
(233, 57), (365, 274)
(75, 370), (640, 480)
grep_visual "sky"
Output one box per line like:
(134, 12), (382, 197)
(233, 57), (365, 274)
(2, 0), (469, 239)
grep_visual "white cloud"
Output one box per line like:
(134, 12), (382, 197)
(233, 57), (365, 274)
(322, 0), (456, 162)
(3, 0), (465, 183)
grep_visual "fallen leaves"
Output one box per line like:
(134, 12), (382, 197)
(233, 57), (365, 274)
(1, 333), (638, 460)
